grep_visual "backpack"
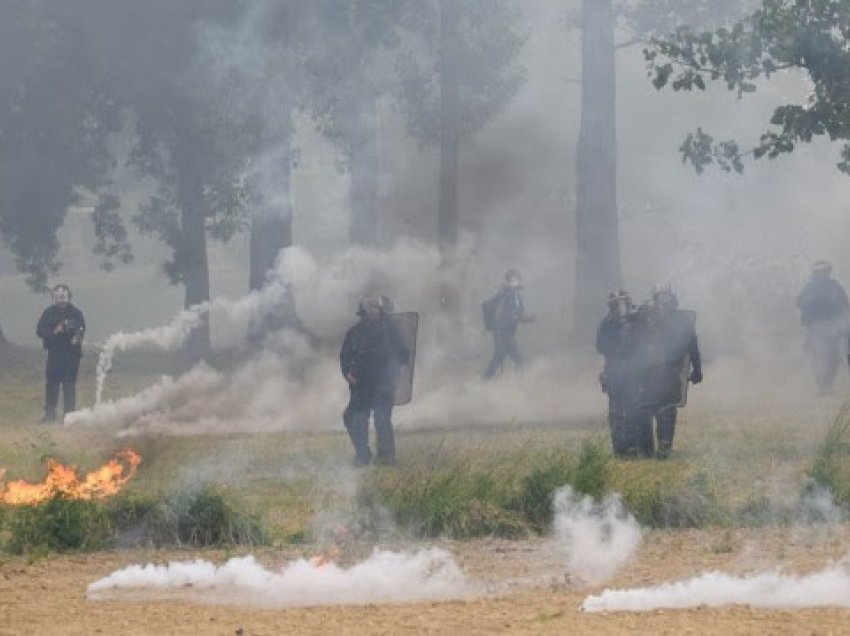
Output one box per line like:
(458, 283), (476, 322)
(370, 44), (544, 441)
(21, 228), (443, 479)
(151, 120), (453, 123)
(481, 293), (500, 331)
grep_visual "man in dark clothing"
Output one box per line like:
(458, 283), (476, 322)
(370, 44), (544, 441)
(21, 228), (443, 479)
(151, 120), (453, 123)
(482, 269), (534, 379)
(633, 284), (702, 460)
(36, 284), (86, 422)
(340, 294), (410, 466)
(596, 290), (640, 454)
(796, 261), (849, 395)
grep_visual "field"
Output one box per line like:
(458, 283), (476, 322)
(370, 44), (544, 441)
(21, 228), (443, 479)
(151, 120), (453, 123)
(2, 342), (850, 634)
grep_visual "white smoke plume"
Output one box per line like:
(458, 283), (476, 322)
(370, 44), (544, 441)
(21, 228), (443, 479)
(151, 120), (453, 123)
(87, 549), (472, 607)
(95, 304), (209, 405)
(76, 239), (604, 436)
(582, 559), (850, 613)
(554, 486), (642, 586)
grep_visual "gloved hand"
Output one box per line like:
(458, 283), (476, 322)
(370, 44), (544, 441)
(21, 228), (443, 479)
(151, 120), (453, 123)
(689, 368), (703, 384)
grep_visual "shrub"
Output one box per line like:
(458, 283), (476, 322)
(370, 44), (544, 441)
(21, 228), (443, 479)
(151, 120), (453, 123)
(6, 496), (113, 554)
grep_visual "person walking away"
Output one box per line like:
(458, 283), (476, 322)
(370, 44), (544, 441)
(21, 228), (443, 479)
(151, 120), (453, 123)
(482, 269), (534, 379)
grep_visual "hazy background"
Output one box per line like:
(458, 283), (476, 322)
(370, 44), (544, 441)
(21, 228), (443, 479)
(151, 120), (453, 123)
(1, 0), (846, 415)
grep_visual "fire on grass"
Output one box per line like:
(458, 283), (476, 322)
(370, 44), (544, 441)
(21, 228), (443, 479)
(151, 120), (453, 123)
(0, 450), (141, 505)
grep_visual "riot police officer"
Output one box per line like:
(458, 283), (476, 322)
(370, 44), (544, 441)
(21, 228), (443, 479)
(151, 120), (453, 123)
(796, 261), (849, 395)
(482, 269), (534, 379)
(36, 284), (86, 422)
(340, 294), (410, 466)
(596, 290), (639, 451)
(636, 284), (702, 459)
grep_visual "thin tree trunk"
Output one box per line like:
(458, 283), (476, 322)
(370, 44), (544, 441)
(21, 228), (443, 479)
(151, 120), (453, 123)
(574, 0), (621, 343)
(247, 123), (313, 344)
(250, 137), (293, 291)
(349, 96), (379, 247)
(0, 319), (5, 344)
(176, 144), (211, 360)
(439, 0), (461, 315)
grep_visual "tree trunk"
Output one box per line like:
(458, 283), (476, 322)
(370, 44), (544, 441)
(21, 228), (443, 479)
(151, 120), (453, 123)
(349, 96), (379, 247)
(438, 0), (462, 314)
(0, 319), (5, 344)
(574, 0), (621, 344)
(250, 143), (293, 290)
(176, 145), (211, 360)
(247, 123), (313, 344)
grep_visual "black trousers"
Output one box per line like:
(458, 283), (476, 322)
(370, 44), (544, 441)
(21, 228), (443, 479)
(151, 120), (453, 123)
(483, 332), (522, 379)
(44, 353), (80, 420)
(343, 387), (395, 464)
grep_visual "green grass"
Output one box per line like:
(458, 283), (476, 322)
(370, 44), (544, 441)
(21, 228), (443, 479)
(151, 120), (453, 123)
(1, 343), (848, 550)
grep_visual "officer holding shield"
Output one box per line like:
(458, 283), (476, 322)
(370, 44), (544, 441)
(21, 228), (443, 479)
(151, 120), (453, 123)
(36, 284), (86, 422)
(340, 294), (411, 466)
(637, 284), (702, 459)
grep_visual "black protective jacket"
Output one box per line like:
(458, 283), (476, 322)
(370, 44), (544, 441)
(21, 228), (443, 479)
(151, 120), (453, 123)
(340, 316), (409, 397)
(797, 276), (849, 327)
(36, 303), (86, 359)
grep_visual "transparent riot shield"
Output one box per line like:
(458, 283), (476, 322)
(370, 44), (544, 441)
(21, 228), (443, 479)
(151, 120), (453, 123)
(389, 312), (419, 406)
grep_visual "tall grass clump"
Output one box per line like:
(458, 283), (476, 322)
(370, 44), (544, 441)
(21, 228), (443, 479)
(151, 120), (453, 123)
(364, 439), (614, 538)
(118, 486), (266, 548)
(809, 401), (850, 507)
(2, 486), (265, 554)
(6, 496), (113, 554)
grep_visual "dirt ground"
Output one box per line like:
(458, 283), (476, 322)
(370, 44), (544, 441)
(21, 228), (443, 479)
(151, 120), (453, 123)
(3, 524), (850, 635)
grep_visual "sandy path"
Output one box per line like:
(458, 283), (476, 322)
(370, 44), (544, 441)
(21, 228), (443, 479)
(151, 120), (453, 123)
(3, 524), (850, 635)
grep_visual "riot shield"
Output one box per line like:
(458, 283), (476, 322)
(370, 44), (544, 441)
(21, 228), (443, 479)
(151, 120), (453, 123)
(676, 310), (696, 408)
(389, 312), (419, 406)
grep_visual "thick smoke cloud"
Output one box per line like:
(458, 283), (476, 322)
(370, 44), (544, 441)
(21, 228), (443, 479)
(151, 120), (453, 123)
(553, 486), (642, 585)
(582, 560), (850, 613)
(87, 549), (472, 607)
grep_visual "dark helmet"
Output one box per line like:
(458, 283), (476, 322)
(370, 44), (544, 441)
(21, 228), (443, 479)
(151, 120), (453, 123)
(607, 290), (633, 318)
(503, 269), (524, 289)
(357, 293), (392, 316)
(651, 283), (678, 311)
(52, 283), (72, 304)
(812, 260), (833, 277)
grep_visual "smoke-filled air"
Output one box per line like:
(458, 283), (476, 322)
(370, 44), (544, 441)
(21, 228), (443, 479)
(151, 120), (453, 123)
(3, 0), (850, 633)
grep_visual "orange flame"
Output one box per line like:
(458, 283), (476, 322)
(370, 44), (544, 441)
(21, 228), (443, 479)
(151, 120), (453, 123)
(310, 544), (342, 569)
(0, 450), (141, 505)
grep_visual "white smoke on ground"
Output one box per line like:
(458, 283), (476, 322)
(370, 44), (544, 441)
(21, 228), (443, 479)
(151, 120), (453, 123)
(553, 486), (642, 586)
(582, 559), (850, 613)
(86, 549), (472, 607)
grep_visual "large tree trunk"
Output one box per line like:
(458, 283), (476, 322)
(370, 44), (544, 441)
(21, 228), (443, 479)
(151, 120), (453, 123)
(250, 137), (293, 291)
(176, 144), (211, 360)
(247, 123), (313, 344)
(574, 0), (621, 344)
(438, 0), (461, 315)
(349, 96), (379, 247)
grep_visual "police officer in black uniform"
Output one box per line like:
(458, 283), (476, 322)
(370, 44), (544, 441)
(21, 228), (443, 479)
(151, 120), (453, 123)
(596, 290), (639, 454)
(796, 260), (849, 395)
(36, 284), (86, 422)
(340, 294), (409, 466)
(482, 269), (534, 379)
(637, 284), (702, 459)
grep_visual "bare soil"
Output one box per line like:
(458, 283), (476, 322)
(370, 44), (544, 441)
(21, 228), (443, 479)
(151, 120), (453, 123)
(3, 524), (850, 635)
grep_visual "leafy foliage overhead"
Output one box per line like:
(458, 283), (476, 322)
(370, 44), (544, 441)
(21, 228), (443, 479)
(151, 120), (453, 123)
(645, 0), (850, 175)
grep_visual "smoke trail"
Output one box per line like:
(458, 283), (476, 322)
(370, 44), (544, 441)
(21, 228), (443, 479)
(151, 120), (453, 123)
(94, 275), (292, 405)
(582, 560), (850, 612)
(95, 303), (209, 405)
(87, 549), (471, 607)
(554, 486), (642, 585)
